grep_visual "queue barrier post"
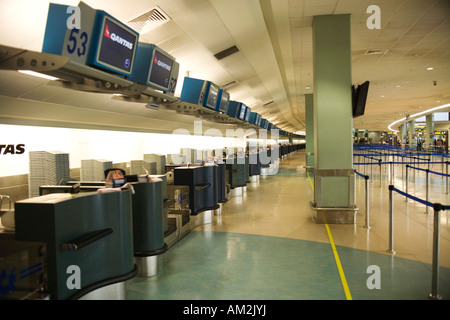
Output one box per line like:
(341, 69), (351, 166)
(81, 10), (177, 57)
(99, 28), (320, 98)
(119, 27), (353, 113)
(387, 185), (395, 255)
(425, 169), (430, 214)
(364, 175), (370, 229)
(429, 203), (443, 300)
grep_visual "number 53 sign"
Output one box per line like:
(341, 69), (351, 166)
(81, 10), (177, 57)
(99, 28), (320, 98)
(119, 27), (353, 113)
(42, 2), (97, 65)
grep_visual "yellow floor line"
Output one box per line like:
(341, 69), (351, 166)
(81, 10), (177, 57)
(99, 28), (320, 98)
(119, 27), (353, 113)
(307, 171), (353, 300)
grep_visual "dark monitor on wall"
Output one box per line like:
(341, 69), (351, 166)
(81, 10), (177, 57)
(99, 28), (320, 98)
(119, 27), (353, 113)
(352, 81), (370, 118)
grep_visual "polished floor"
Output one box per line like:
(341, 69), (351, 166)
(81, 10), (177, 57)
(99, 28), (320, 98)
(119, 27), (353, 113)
(126, 150), (450, 300)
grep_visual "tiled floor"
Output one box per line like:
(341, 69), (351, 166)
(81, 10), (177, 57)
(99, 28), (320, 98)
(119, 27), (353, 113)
(126, 150), (450, 300)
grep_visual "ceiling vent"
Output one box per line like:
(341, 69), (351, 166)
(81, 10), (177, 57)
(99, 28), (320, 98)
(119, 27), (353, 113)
(128, 7), (171, 33)
(214, 46), (239, 60)
(222, 80), (239, 90)
(365, 49), (388, 56)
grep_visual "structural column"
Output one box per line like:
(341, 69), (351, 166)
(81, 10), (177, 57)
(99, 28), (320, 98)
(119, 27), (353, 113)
(400, 123), (407, 148)
(311, 14), (356, 224)
(408, 120), (415, 149)
(305, 94), (314, 170)
(425, 114), (434, 151)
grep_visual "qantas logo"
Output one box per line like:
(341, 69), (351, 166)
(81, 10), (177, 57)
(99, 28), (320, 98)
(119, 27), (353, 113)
(105, 24), (111, 38)
(104, 24), (134, 50)
(154, 54), (172, 71)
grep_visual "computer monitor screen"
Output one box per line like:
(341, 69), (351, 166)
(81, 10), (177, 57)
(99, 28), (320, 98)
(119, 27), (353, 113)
(148, 49), (174, 90)
(217, 89), (230, 113)
(96, 16), (138, 75)
(353, 81), (370, 118)
(205, 83), (219, 109)
(238, 105), (246, 120)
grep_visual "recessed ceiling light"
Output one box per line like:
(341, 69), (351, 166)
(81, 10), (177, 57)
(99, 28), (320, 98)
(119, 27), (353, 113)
(305, 86), (311, 90)
(396, 85), (401, 88)
(18, 70), (58, 81)
(427, 67), (434, 71)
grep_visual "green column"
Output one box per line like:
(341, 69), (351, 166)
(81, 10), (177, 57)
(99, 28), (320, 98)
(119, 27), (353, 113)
(408, 120), (415, 149)
(312, 14), (356, 224)
(305, 93), (314, 169)
(401, 123), (407, 148)
(425, 114), (434, 151)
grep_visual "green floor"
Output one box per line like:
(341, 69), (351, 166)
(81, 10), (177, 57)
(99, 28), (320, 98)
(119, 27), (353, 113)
(126, 230), (450, 300)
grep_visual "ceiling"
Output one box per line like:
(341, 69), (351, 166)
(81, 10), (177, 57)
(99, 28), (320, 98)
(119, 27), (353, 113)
(0, 0), (449, 135)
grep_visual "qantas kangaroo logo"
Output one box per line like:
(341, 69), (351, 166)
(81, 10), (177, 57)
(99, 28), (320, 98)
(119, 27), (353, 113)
(105, 24), (111, 38)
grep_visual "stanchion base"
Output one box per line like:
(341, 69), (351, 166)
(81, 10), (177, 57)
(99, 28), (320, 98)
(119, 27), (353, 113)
(363, 225), (371, 229)
(428, 293), (442, 300)
(386, 249), (396, 255)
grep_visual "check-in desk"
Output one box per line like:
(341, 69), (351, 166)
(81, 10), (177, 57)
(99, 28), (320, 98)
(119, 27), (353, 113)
(14, 190), (137, 300)
(131, 180), (167, 277)
(226, 156), (247, 195)
(216, 163), (228, 203)
(174, 164), (219, 227)
(249, 152), (261, 177)
(167, 184), (191, 240)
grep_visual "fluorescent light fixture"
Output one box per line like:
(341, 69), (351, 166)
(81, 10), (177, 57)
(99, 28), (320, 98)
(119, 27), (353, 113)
(19, 70), (58, 81)
(388, 103), (450, 133)
(427, 67), (434, 71)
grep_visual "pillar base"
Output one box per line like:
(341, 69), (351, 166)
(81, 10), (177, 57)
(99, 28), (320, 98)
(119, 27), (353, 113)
(310, 201), (358, 224)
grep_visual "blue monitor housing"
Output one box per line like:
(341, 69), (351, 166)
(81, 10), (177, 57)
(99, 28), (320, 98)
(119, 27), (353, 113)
(180, 77), (220, 110)
(261, 118), (269, 129)
(255, 114), (262, 127)
(227, 100), (241, 118)
(87, 11), (139, 76)
(216, 89), (230, 113)
(244, 107), (251, 122)
(248, 112), (257, 125)
(237, 103), (248, 121)
(130, 43), (179, 94)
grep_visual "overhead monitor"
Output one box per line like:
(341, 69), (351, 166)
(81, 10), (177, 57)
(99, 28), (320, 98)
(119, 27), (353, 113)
(352, 81), (370, 118)
(130, 43), (179, 94)
(238, 104), (247, 121)
(42, 2), (139, 78)
(204, 82), (219, 109)
(89, 12), (139, 76)
(244, 107), (251, 122)
(180, 77), (219, 110)
(216, 89), (230, 113)
(226, 101), (240, 118)
(148, 49), (175, 90)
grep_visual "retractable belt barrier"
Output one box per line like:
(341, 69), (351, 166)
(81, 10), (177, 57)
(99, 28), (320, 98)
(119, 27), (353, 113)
(353, 146), (448, 299)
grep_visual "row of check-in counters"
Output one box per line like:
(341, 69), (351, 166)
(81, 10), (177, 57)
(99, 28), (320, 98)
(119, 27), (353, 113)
(0, 144), (303, 300)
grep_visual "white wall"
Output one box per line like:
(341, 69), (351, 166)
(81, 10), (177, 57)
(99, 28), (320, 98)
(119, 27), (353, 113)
(0, 124), (246, 177)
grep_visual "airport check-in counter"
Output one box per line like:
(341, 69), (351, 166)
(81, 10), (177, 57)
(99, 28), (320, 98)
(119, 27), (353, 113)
(131, 179), (167, 277)
(0, 231), (47, 300)
(1, 194), (48, 300)
(14, 189), (137, 300)
(226, 156), (248, 189)
(173, 164), (219, 220)
(167, 184), (191, 241)
(249, 152), (261, 177)
(216, 163), (228, 203)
